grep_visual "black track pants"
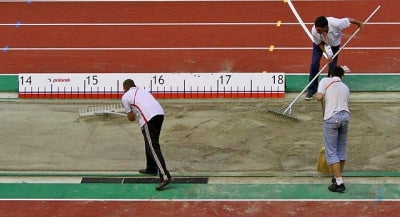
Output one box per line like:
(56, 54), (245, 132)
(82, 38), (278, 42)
(141, 115), (171, 181)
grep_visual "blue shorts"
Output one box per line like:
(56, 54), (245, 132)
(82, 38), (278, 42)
(323, 111), (350, 165)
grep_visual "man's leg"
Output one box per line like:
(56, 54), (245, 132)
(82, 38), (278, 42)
(340, 160), (345, 172)
(323, 114), (346, 192)
(331, 162), (342, 179)
(306, 43), (323, 99)
(323, 116), (340, 166)
(140, 129), (158, 175)
(335, 111), (350, 183)
(143, 115), (171, 190)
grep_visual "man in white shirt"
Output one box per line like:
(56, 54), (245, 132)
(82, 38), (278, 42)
(316, 66), (350, 193)
(305, 16), (363, 100)
(122, 79), (172, 190)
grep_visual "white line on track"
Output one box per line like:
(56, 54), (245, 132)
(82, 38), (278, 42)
(4, 47), (400, 51)
(1, 22), (399, 26)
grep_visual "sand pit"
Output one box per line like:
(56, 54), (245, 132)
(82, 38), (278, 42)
(0, 93), (399, 175)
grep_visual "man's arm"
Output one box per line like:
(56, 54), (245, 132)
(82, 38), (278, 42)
(122, 94), (136, 121)
(348, 18), (364, 29)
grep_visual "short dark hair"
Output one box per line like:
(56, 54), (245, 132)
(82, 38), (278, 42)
(331, 66), (345, 78)
(314, 16), (328, 28)
(123, 79), (136, 89)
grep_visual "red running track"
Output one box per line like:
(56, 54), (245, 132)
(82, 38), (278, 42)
(0, 0), (399, 74)
(1, 0), (400, 214)
(1, 200), (400, 217)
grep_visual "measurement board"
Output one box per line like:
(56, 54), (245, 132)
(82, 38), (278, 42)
(18, 73), (285, 99)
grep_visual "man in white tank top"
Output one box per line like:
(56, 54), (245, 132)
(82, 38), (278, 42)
(316, 66), (350, 193)
(122, 79), (172, 190)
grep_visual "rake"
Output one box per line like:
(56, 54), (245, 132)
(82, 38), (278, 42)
(78, 103), (126, 117)
(268, 5), (381, 121)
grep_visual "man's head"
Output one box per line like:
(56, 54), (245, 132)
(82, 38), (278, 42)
(314, 16), (328, 34)
(331, 66), (345, 78)
(123, 79), (136, 92)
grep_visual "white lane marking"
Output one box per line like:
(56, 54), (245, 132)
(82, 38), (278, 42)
(3, 47), (400, 51)
(1, 22), (399, 26)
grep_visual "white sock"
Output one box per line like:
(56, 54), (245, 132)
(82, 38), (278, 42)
(335, 177), (343, 185)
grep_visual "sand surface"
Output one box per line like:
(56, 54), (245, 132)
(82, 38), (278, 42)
(0, 93), (399, 176)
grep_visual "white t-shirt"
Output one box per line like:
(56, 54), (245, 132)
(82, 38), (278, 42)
(317, 77), (350, 120)
(312, 17), (351, 46)
(121, 87), (164, 126)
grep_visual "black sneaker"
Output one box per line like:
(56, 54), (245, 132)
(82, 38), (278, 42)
(331, 177), (336, 184)
(156, 178), (172, 191)
(305, 93), (314, 101)
(328, 183), (346, 193)
(139, 169), (158, 176)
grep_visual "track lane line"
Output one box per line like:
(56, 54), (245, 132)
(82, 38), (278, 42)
(1, 22), (398, 26)
(3, 47), (399, 51)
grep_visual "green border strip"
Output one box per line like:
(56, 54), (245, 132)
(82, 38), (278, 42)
(1, 74), (400, 93)
(0, 183), (399, 200)
(285, 74), (400, 92)
(0, 75), (18, 92)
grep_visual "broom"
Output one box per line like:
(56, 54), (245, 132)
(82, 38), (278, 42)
(316, 146), (332, 174)
(316, 99), (332, 174)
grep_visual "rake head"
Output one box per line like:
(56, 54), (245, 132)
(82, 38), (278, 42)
(268, 105), (298, 121)
(79, 104), (126, 117)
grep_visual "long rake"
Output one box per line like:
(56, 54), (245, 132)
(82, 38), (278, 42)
(268, 5), (381, 121)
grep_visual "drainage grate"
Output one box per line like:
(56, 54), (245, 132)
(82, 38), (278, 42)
(81, 177), (208, 184)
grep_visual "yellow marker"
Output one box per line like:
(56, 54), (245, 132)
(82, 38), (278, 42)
(262, 70), (267, 73)
(283, 0), (288, 3)
(276, 21), (281, 27)
(269, 45), (274, 51)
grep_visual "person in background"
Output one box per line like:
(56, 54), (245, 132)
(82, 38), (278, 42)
(305, 16), (363, 100)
